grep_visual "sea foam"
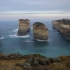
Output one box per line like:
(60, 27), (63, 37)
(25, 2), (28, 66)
(9, 28), (18, 33)
(8, 34), (30, 38)
(35, 38), (51, 42)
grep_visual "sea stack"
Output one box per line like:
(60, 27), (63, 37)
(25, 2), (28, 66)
(18, 19), (30, 35)
(52, 19), (70, 38)
(33, 22), (48, 40)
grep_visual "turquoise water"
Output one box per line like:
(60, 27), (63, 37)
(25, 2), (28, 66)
(0, 20), (70, 58)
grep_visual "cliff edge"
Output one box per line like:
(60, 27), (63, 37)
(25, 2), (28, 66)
(33, 22), (48, 40)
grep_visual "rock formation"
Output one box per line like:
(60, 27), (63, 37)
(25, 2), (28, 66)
(33, 22), (48, 40)
(18, 19), (30, 35)
(52, 19), (70, 38)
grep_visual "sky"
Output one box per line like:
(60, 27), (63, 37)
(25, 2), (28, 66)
(0, 0), (70, 20)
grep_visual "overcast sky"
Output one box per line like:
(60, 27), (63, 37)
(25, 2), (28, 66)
(0, 0), (70, 20)
(0, 0), (70, 13)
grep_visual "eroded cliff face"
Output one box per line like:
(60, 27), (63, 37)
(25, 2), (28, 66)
(33, 22), (48, 40)
(18, 19), (30, 35)
(52, 20), (70, 38)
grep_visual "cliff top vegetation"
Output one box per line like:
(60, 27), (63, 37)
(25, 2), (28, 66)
(56, 18), (70, 25)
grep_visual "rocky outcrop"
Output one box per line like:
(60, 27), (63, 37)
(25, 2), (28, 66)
(33, 22), (48, 40)
(52, 19), (70, 38)
(18, 19), (30, 35)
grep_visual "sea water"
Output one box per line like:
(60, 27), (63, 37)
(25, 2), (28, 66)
(0, 20), (70, 58)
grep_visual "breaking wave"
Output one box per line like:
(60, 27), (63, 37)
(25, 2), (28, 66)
(35, 38), (51, 42)
(9, 28), (18, 33)
(8, 34), (30, 38)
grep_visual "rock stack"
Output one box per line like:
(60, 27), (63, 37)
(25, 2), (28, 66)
(33, 22), (48, 40)
(18, 19), (30, 35)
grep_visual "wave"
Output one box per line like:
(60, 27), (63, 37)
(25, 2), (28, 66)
(12, 28), (18, 32)
(8, 34), (30, 38)
(34, 38), (51, 42)
(35, 39), (48, 42)
(23, 40), (34, 42)
(0, 37), (5, 39)
(9, 28), (18, 33)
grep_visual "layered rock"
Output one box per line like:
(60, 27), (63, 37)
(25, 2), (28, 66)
(18, 19), (30, 35)
(33, 22), (48, 40)
(52, 19), (70, 38)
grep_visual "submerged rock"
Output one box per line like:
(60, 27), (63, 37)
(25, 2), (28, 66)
(33, 22), (48, 40)
(18, 19), (30, 35)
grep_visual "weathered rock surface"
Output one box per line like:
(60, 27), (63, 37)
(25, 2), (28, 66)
(33, 22), (48, 40)
(18, 19), (30, 35)
(52, 19), (70, 38)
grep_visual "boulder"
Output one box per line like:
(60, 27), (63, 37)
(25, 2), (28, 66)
(18, 19), (30, 35)
(33, 22), (48, 40)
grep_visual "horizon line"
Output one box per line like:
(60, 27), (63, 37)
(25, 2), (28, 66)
(0, 11), (70, 14)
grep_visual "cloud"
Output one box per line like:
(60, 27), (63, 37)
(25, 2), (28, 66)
(0, 0), (70, 12)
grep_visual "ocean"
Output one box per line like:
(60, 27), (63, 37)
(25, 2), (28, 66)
(0, 20), (70, 58)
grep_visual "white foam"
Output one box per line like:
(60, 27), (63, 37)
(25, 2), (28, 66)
(0, 37), (5, 39)
(13, 28), (18, 32)
(35, 39), (48, 42)
(35, 38), (51, 42)
(9, 28), (18, 33)
(8, 34), (30, 38)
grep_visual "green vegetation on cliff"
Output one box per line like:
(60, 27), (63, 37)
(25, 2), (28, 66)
(33, 22), (45, 27)
(56, 18), (70, 25)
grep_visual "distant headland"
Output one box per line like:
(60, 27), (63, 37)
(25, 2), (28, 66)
(52, 18), (70, 39)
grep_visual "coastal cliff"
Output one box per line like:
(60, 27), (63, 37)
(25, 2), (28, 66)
(33, 22), (48, 40)
(52, 19), (70, 38)
(0, 53), (70, 70)
(18, 19), (30, 35)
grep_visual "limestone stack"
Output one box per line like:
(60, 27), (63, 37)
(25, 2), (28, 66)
(33, 22), (48, 40)
(18, 19), (30, 35)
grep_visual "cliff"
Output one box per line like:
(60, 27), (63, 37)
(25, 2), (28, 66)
(52, 19), (70, 38)
(18, 19), (30, 35)
(33, 22), (48, 40)
(0, 53), (70, 70)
